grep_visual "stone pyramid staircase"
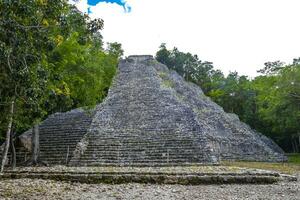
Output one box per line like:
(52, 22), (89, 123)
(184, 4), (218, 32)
(2, 55), (287, 166)
(69, 56), (217, 166)
(37, 109), (93, 165)
(1, 109), (93, 166)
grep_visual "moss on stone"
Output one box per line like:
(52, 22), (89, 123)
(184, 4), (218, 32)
(193, 108), (210, 116)
(162, 80), (175, 88)
(174, 93), (185, 102)
(158, 72), (168, 79)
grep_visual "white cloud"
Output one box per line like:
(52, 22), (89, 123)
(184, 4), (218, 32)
(76, 0), (300, 77)
(73, 0), (89, 14)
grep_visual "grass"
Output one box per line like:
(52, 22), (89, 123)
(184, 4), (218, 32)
(158, 71), (176, 89)
(158, 71), (167, 79)
(222, 154), (300, 174)
(287, 153), (300, 164)
(162, 80), (175, 88)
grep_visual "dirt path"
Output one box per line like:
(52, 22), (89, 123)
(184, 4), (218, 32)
(0, 178), (299, 200)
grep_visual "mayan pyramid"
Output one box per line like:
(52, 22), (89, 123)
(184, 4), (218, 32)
(7, 55), (287, 166)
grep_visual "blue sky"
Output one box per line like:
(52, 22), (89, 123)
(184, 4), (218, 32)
(87, 0), (131, 12)
(75, 0), (300, 77)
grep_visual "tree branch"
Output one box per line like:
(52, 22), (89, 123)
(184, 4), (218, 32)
(7, 54), (12, 73)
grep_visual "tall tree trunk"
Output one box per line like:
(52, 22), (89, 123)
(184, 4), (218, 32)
(298, 133), (300, 153)
(1, 100), (15, 173)
(291, 139), (295, 153)
(10, 132), (16, 169)
(292, 139), (298, 153)
(295, 139), (299, 153)
(31, 124), (39, 165)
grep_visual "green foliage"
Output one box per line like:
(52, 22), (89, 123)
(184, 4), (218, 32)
(0, 0), (70, 139)
(156, 44), (215, 93)
(46, 32), (118, 113)
(287, 154), (300, 164)
(257, 61), (285, 75)
(106, 42), (124, 59)
(0, 1), (121, 142)
(252, 64), (300, 151)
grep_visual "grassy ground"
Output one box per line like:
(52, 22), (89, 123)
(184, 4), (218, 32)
(223, 154), (300, 174)
(287, 153), (300, 164)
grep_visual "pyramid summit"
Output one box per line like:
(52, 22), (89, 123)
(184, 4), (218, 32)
(8, 55), (287, 166)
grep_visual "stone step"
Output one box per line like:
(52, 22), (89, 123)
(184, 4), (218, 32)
(84, 145), (199, 150)
(38, 153), (68, 158)
(40, 131), (84, 134)
(39, 132), (86, 136)
(40, 131), (86, 134)
(39, 150), (203, 158)
(87, 145), (209, 150)
(39, 140), (82, 144)
(39, 136), (84, 141)
(40, 152), (205, 159)
(69, 159), (208, 165)
(39, 145), (77, 149)
(39, 131), (86, 134)
(39, 157), (69, 161)
(79, 150), (203, 156)
(77, 157), (205, 162)
(78, 152), (207, 158)
(40, 134), (84, 142)
(0, 166), (282, 184)
(87, 137), (198, 141)
(70, 162), (209, 167)
(39, 141), (200, 147)
(39, 139), (82, 143)
(39, 144), (78, 150)
(41, 123), (89, 126)
(40, 125), (90, 129)
(40, 134), (84, 138)
(39, 154), (203, 162)
(40, 145), (76, 151)
(39, 152), (76, 157)
(86, 141), (201, 146)
(81, 150), (204, 156)
(39, 151), (71, 155)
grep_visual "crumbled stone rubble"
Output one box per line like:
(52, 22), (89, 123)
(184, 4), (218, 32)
(1, 166), (297, 186)
(0, 176), (299, 200)
(3, 165), (282, 174)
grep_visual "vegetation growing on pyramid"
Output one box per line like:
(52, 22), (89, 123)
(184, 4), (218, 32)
(0, 1), (122, 143)
(156, 44), (300, 153)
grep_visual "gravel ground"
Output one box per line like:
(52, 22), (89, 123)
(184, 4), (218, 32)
(0, 177), (299, 200)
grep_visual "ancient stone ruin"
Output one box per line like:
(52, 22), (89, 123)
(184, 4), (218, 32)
(3, 55), (287, 166)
